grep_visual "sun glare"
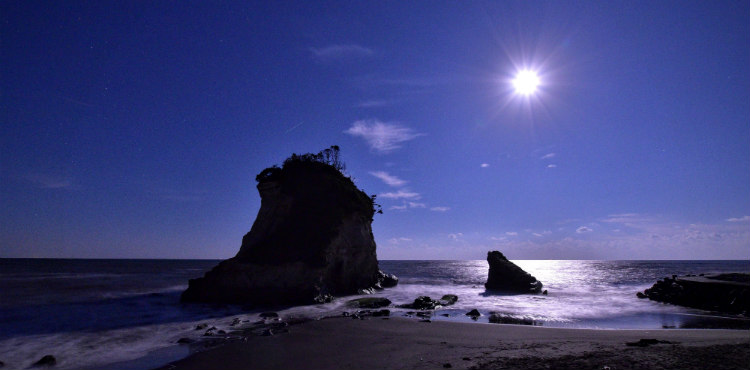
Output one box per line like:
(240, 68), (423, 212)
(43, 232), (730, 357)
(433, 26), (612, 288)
(513, 70), (540, 96)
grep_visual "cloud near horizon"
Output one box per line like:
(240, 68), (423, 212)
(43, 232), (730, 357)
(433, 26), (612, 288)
(726, 215), (750, 222)
(345, 119), (423, 153)
(430, 206), (450, 212)
(309, 44), (374, 61)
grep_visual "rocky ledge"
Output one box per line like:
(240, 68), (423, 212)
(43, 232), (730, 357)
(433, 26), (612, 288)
(484, 251), (543, 293)
(637, 273), (750, 315)
(182, 147), (397, 305)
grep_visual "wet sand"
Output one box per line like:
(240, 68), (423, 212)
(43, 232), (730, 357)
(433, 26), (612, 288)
(159, 316), (749, 370)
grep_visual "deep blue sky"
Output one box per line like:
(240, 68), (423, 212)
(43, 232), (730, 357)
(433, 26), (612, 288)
(2, 1), (748, 259)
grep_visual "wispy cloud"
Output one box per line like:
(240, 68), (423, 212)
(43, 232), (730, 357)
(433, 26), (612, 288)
(540, 153), (556, 160)
(547, 164), (557, 168)
(480, 163), (490, 168)
(357, 100), (391, 108)
(430, 206), (450, 212)
(388, 237), (412, 244)
(23, 173), (75, 190)
(284, 122), (304, 134)
(309, 44), (374, 61)
(448, 233), (463, 241)
(505, 231), (518, 236)
(726, 215), (750, 222)
(389, 201), (427, 210)
(380, 189), (421, 200)
(345, 119), (424, 153)
(369, 171), (407, 187)
(576, 226), (593, 233)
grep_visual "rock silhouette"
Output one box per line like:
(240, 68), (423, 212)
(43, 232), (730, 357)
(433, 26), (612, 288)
(638, 273), (749, 314)
(182, 147), (393, 304)
(484, 251), (543, 293)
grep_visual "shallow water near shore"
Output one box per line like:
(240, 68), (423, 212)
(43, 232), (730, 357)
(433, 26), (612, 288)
(0, 259), (747, 369)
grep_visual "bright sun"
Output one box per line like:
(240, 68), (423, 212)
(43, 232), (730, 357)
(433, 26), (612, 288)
(513, 70), (540, 96)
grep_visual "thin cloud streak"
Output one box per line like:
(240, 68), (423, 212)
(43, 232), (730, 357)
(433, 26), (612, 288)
(540, 153), (556, 160)
(369, 171), (407, 187)
(309, 44), (374, 61)
(22, 173), (75, 190)
(379, 190), (421, 200)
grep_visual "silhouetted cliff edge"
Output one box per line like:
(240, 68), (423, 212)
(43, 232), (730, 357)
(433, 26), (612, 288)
(182, 147), (392, 304)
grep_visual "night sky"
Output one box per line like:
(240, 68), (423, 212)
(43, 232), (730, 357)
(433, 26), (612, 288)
(2, 1), (748, 259)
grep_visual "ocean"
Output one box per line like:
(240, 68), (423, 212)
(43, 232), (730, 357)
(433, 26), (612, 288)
(0, 259), (748, 369)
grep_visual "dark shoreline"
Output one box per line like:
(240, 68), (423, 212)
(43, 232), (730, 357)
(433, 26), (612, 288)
(154, 316), (750, 370)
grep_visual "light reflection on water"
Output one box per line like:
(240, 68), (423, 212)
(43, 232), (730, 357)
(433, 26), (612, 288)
(307, 259), (750, 329)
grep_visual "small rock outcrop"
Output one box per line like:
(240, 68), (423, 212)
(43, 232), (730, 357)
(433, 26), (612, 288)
(638, 273), (750, 314)
(488, 312), (536, 326)
(399, 295), (458, 310)
(347, 297), (392, 308)
(32, 355), (56, 367)
(484, 251), (543, 293)
(182, 147), (396, 305)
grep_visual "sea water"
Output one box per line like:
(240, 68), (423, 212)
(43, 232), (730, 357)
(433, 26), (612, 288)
(0, 259), (748, 369)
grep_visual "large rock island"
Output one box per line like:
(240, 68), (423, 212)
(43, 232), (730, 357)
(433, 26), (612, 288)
(182, 147), (394, 305)
(485, 251), (543, 293)
(638, 273), (750, 315)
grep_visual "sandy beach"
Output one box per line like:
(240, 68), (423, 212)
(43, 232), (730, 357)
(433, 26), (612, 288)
(160, 316), (749, 370)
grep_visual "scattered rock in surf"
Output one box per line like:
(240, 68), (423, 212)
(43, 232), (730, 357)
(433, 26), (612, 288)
(195, 323), (208, 330)
(259, 312), (279, 318)
(484, 251), (543, 293)
(416, 311), (432, 319)
(399, 295), (458, 310)
(347, 297), (392, 308)
(625, 338), (673, 347)
(488, 312), (536, 326)
(314, 293), (333, 303)
(377, 270), (399, 288)
(181, 147), (397, 305)
(440, 294), (458, 305)
(203, 327), (218, 336)
(32, 355), (56, 367)
(177, 337), (195, 344)
(465, 309), (481, 319)
(542, 289), (548, 295)
(443, 363), (452, 368)
(372, 309), (390, 317)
